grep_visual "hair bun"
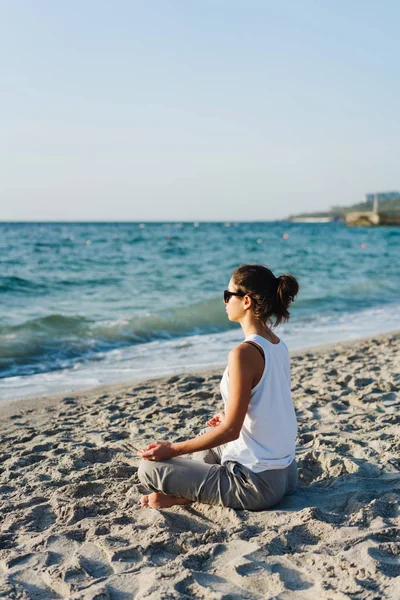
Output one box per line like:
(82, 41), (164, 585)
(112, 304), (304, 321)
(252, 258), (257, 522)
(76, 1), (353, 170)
(276, 274), (299, 317)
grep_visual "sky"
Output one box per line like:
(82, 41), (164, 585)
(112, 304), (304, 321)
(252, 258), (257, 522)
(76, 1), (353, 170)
(1, 1), (399, 221)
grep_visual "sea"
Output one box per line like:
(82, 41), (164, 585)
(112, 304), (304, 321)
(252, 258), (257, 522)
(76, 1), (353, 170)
(1, 221), (399, 401)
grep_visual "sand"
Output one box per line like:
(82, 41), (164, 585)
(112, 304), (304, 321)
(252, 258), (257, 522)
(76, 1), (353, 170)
(0, 330), (399, 599)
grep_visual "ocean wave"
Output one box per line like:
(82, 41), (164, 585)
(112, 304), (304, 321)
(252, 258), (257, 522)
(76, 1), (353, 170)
(0, 276), (47, 294)
(0, 299), (231, 378)
(1, 288), (399, 380)
(0, 275), (125, 295)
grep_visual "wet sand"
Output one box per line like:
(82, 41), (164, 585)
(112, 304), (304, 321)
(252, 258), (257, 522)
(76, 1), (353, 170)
(0, 330), (399, 599)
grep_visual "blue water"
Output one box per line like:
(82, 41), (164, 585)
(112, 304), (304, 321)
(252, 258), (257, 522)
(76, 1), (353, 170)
(1, 221), (399, 400)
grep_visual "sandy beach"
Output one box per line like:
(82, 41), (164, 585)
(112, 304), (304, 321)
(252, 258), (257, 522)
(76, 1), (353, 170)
(0, 330), (399, 599)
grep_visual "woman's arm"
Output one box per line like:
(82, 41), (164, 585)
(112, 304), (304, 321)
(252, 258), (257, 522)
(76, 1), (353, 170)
(171, 420), (236, 455)
(172, 345), (253, 456)
(139, 345), (255, 461)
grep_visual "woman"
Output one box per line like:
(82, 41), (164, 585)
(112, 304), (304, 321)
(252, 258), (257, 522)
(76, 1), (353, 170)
(138, 263), (299, 511)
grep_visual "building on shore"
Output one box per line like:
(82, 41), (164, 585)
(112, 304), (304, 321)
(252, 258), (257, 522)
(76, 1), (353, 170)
(345, 194), (400, 226)
(286, 191), (399, 225)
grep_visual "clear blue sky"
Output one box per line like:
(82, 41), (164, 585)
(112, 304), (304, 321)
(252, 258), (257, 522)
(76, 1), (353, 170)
(1, 1), (399, 221)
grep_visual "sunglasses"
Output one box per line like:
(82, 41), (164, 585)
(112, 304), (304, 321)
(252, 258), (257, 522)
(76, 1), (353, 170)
(224, 289), (254, 303)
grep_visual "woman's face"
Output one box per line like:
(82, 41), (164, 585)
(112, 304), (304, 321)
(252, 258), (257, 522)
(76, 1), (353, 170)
(225, 277), (245, 322)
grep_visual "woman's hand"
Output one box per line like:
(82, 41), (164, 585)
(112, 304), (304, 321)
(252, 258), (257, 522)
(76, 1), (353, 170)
(138, 441), (177, 461)
(205, 411), (225, 428)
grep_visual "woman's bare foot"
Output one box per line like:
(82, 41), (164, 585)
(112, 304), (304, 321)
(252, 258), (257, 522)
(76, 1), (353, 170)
(140, 492), (193, 509)
(140, 495), (150, 508)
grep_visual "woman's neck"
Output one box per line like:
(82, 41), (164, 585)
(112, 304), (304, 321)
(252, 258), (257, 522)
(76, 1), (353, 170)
(241, 321), (279, 343)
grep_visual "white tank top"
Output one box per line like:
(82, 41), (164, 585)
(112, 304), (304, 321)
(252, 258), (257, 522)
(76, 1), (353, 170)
(220, 334), (298, 473)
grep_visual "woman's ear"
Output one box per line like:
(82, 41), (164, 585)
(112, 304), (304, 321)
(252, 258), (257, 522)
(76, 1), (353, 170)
(244, 295), (253, 309)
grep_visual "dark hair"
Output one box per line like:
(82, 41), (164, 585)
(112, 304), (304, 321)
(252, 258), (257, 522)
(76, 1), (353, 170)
(231, 264), (299, 327)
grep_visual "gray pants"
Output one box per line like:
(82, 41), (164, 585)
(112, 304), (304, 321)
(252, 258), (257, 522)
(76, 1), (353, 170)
(137, 427), (298, 511)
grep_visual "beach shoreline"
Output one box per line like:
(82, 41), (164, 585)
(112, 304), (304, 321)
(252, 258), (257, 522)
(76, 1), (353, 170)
(0, 329), (399, 598)
(2, 328), (399, 418)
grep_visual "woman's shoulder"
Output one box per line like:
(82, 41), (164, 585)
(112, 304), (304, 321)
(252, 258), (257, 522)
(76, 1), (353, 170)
(229, 336), (260, 350)
(228, 340), (265, 363)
